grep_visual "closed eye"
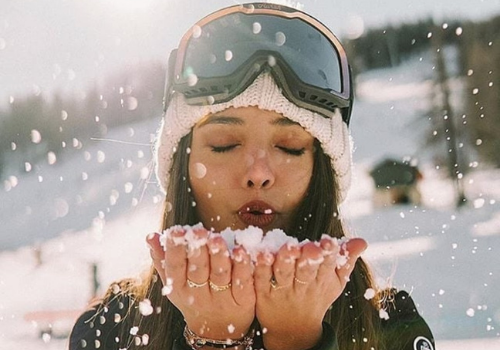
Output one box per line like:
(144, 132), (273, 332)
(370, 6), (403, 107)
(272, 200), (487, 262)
(276, 146), (306, 156)
(211, 144), (239, 153)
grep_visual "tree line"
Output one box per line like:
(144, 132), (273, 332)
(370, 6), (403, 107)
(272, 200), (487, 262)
(0, 62), (165, 176)
(458, 16), (500, 168)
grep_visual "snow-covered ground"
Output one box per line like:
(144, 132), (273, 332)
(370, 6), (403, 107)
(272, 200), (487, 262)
(1, 54), (500, 349)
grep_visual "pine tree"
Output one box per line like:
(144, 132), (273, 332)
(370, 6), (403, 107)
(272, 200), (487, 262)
(430, 25), (467, 206)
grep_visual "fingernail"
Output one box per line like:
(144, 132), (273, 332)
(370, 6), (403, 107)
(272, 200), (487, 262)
(208, 235), (228, 255)
(209, 245), (221, 255)
(297, 259), (308, 269)
(233, 250), (244, 262)
(233, 246), (250, 263)
(165, 226), (186, 246)
(257, 252), (274, 266)
(307, 256), (324, 266)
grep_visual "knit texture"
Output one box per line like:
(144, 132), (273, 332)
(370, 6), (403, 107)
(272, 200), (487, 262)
(155, 73), (352, 202)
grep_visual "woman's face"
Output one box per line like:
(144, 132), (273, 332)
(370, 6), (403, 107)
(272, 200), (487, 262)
(188, 106), (315, 233)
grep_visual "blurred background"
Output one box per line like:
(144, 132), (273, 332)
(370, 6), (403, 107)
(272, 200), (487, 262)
(1, 0), (499, 349)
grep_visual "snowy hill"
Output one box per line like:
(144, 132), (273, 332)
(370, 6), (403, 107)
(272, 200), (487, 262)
(1, 53), (499, 349)
(0, 117), (162, 251)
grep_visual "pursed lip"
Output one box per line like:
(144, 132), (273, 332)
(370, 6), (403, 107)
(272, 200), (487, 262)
(237, 200), (276, 228)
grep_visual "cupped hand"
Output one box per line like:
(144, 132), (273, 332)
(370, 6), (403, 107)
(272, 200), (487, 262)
(253, 237), (368, 350)
(147, 228), (256, 340)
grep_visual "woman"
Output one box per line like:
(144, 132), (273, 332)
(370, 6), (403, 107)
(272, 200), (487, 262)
(70, 3), (434, 350)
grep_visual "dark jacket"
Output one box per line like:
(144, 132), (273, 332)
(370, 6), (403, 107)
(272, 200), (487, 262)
(69, 290), (434, 350)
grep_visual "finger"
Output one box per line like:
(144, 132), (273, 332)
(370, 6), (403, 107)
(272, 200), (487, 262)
(316, 236), (341, 282)
(294, 242), (323, 288)
(164, 227), (188, 291)
(208, 235), (232, 293)
(254, 251), (275, 294)
(335, 238), (368, 287)
(146, 232), (166, 284)
(185, 228), (210, 286)
(273, 243), (300, 288)
(231, 246), (255, 305)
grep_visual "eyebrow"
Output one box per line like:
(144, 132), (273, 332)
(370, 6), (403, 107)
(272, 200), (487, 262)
(271, 117), (300, 126)
(197, 115), (244, 127)
(197, 114), (300, 128)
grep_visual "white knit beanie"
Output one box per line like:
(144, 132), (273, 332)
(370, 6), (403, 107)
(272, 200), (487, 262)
(155, 73), (352, 202)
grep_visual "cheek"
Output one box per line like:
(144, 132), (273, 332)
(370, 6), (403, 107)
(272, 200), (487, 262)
(189, 176), (215, 221)
(279, 158), (313, 201)
(190, 161), (208, 180)
(189, 151), (214, 184)
(189, 159), (232, 204)
(280, 154), (313, 182)
(285, 174), (311, 204)
(189, 170), (235, 230)
(189, 149), (241, 187)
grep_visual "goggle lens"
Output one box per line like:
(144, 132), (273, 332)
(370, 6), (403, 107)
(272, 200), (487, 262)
(181, 13), (343, 95)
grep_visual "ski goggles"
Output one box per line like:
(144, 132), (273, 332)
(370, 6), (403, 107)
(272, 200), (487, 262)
(163, 2), (353, 125)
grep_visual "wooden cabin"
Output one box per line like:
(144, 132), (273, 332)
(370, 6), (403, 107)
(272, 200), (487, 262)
(369, 158), (422, 207)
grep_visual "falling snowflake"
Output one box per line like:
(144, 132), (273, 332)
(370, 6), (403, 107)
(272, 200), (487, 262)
(139, 299), (154, 316)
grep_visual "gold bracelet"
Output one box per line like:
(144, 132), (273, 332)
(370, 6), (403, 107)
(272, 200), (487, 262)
(183, 325), (255, 349)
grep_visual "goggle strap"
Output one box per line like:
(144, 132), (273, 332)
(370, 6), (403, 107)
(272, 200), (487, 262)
(163, 49), (178, 112)
(344, 65), (354, 125)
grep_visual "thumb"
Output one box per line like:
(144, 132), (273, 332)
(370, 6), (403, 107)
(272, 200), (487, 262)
(336, 238), (368, 287)
(146, 232), (167, 285)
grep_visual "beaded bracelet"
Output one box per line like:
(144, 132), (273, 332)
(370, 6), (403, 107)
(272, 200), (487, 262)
(183, 325), (255, 349)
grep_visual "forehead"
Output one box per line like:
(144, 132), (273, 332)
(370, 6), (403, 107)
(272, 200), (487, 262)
(196, 106), (303, 128)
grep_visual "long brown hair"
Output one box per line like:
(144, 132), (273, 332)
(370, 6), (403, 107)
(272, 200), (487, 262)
(109, 133), (384, 350)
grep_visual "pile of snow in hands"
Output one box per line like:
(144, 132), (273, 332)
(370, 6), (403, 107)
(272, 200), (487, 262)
(159, 224), (351, 269)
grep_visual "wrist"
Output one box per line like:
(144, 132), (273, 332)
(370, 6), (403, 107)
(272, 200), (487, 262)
(183, 325), (255, 350)
(184, 315), (254, 341)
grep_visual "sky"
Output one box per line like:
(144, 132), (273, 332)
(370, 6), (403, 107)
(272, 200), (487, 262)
(1, 0), (499, 107)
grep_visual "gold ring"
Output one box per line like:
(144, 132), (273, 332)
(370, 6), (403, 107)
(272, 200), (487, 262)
(294, 277), (308, 285)
(270, 277), (289, 290)
(209, 280), (231, 292)
(270, 277), (279, 289)
(187, 279), (208, 288)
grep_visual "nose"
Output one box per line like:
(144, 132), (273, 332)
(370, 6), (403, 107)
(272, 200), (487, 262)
(243, 152), (275, 189)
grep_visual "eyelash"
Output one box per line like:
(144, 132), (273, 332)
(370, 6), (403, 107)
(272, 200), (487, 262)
(211, 145), (305, 156)
(277, 146), (306, 156)
(211, 145), (238, 153)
